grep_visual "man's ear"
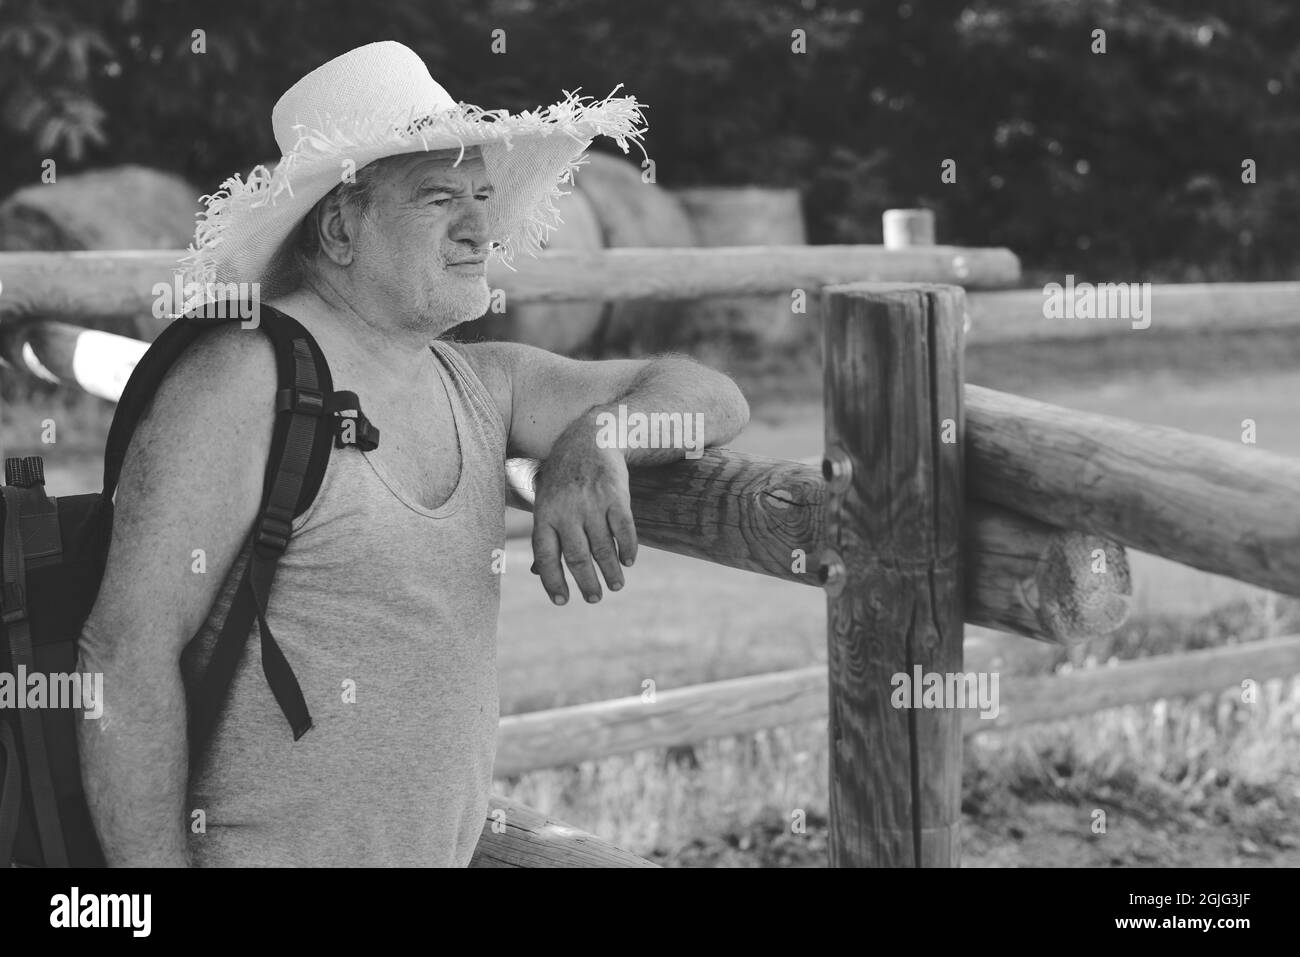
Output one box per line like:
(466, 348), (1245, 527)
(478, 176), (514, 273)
(317, 192), (358, 266)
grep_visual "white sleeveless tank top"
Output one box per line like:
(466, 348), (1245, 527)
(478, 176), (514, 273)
(182, 340), (506, 867)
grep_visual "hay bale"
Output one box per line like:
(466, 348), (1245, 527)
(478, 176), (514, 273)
(573, 151), (697, 248)
(0, 164), (200, 252)
(460, 186), (606, 354)
(0, 165), (201, 340)
(670, 187), (808, 351)
(571, 152), (698, 355)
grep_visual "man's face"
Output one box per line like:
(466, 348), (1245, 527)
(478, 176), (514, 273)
(351, 146), (495, 335)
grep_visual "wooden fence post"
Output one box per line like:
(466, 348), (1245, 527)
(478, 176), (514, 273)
(822, 282), (966, 866)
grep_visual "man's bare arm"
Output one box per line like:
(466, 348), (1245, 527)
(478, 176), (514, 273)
(451, 341), (749, 462)
(451, 341), (749, 604)
(77, 325), (275, 866)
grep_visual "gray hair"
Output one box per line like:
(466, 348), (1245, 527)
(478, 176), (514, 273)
(288, 147), (488, 281)
(290, 155), (403, 276)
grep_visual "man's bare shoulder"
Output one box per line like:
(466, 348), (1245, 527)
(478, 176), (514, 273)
(119, 322), (278, 517)
(445, 339), (609, 392)
(442, 339), (531, 431)
(91, 323), (279, 649)
(141, 323), (278, 441)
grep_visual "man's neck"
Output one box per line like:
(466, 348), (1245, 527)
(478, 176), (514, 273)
(265, 284), (441, 388)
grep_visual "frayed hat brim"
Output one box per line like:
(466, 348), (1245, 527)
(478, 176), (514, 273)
(177, 86), (648, 308)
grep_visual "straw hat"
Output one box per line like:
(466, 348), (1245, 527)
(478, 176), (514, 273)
(177, 40), (648, 305)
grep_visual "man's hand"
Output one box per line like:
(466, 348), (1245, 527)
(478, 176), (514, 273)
(448, 340), (748, 606)
(530, 418), (638, 605)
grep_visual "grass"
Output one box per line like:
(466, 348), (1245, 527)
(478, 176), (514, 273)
(497, 595), (1300, 866)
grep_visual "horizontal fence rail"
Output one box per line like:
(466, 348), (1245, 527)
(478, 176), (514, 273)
(966, 385), (1300, 599)
(966, 282), (1300, 345)
(493, 634), (1300, 776)
(0, 245), (1021, 333)
(506, 453), (1132, 644)
(471, 794), (657, 867)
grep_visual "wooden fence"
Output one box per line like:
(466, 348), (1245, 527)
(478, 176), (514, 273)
(2, 211), (1298, 866)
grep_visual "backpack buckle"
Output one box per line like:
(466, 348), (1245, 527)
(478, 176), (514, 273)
(1, 582), (25, 621)
(328, 391), (381, 452)
(333, 410), (380, 452)
(254, 511), (293, 555)
(275, 387), (325, 416)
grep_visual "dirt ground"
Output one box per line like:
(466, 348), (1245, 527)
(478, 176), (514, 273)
(652, 792), (1300, 868)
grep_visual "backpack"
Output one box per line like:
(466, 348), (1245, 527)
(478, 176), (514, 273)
(0, 304), (379, 866)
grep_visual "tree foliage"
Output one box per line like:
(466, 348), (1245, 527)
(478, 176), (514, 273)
(0, 0), (1295, 280)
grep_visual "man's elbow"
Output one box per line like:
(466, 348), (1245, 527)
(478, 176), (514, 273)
(705, 367), (749, 446)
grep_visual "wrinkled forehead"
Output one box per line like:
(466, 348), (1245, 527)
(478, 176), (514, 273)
(378, 145), (490, 190)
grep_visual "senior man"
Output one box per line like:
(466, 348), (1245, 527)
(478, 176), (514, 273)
(77, 42), (747, 867)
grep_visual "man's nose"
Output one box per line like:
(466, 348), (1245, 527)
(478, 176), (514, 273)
(450, 201), (493, 251)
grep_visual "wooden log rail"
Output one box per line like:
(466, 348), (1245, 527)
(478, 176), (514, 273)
(493, 634), (1300, 775)
(506, 454), (1131, 644)
(966, 385), (1300, 599)
(471, 794), (657, 867)
(966, 282), (1300, 345)
(0, 245), (1021, 335)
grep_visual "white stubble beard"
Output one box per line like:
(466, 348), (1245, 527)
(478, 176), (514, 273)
(414, 262), (491, 335)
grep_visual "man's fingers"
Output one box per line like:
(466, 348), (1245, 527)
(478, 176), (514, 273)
(531, 522), (569, 605)
(608, 505), (637, 568)
(587, 520), (624, 594)
(558, 524), (603, 604)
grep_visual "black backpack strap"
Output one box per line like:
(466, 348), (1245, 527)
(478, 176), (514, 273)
(0, 718), (21, 864)
(100, 305), (376, 760)
(102, 316), (215, 499)
(186, 312), (347, 758)
(1, 485), (69, 866)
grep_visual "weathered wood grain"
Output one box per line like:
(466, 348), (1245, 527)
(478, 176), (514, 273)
(470, 794), (658, 867)
(967, 384), (1300, 598)
(822, 281), (965, 867)
(967, 503), (1131, 644)
(506, 455), (1130, 643)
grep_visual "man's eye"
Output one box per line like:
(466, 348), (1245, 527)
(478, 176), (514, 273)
(429, 195), (452, 206)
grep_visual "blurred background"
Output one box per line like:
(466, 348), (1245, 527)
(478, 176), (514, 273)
(1, 0), (1298, 867)
(1, 0), (1297, 280)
